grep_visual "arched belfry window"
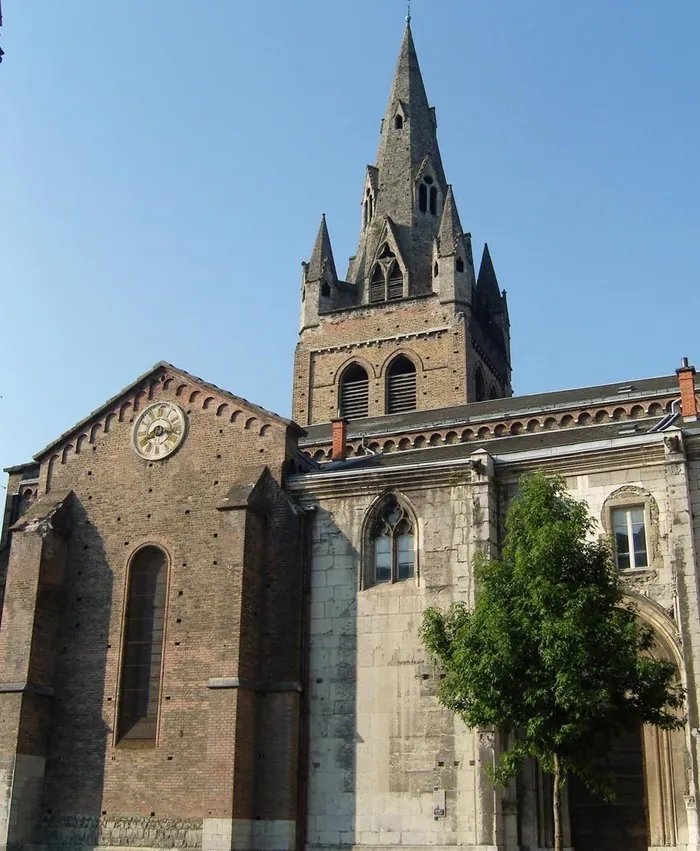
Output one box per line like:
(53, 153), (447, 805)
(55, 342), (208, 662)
(418, 175), (439, 216)
(369, 244), (404, 304)
(368, 495), (416, 585)
(395, 114), (404, 130)
(340, 363), (369, 419)
(364, 189), (374, 228)
(418, 183), (428, 214)
(118, 545), (168, 741)
(387, 355), (417, 414)
(475, 366), (486, 402)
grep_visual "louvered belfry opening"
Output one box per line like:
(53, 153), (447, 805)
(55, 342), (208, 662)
(387, 262), (404, 300)
(340, 363), (369, 419)
(118, 545), (168, 741)
(370, 264), (385, 304)
(387, 356), (417, 414)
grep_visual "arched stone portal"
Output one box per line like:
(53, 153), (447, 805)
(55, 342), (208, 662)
(569, 599), (687, 850)
(521, 598), (689, 850)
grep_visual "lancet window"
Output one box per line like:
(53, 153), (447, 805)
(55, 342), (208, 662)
(369, 244), (404, 303)
(369, 496), (416, 585)
(118, 545), (168, 741)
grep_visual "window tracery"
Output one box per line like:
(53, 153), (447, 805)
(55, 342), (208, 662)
(367, 495), (416, 586)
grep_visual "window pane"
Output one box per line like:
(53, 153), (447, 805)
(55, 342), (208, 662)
(615, 530), (630, 557)
(396, 534), (415, 581)
(617, 552), (631, 571)
(374, 537), (391, 583)
(612, 509), (628, 537)
(632, 522), (648, 568)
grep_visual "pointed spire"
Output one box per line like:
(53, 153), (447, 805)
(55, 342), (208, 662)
(437, 186), (464, 255)
(348, 23), (448, 294)
(476, 244), (504, 313)
(306, 214), (337, 284)
(375, 22), (446, 210)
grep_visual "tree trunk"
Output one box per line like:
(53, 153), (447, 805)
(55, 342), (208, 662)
(553, 752), (563, 851)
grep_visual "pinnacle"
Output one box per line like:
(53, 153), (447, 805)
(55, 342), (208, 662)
(306, 215), (337, 283)
(476, 244), (503, 312)
(437, 187), (464, 255)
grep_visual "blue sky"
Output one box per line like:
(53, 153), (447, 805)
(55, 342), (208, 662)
(1, 1), (698, 474)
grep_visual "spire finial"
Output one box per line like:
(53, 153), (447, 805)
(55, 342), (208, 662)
(406, 0), (411, 24)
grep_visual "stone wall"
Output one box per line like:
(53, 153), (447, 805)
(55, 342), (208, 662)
(293, 458), (502, 850)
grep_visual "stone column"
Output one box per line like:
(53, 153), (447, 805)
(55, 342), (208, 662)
(468, 451), (502, 848)
(0, 491), (71, 851)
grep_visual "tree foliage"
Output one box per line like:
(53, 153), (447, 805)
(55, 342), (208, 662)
(421, 472), (685, 817)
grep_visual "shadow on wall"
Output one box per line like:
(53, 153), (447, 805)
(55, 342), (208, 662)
(36, 497), (113, 846)
(305, 507), (358, 850)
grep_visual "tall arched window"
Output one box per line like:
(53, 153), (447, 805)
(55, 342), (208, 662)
(429, 186), (438, 216)
(368, 495), (415, 585)
(475, 366), (486, 402)
(387, 355), (417, 414)
(118, 546), (168, 741)
(418, 183), (428, 214)
(339, 363), (369, 419)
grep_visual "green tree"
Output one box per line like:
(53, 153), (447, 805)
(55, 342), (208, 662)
(421, 472), (684, 851)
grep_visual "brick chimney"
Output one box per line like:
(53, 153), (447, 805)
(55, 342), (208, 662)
(676, 357), (698, 421)
(331, 418), (348, 461)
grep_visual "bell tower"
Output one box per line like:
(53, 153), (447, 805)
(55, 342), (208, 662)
(292, 22), (512, 427)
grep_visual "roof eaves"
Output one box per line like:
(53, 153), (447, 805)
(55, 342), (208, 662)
(34, 361), (304, 461)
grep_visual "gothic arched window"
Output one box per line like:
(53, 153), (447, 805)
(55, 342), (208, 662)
(364, 189), (374, 228)
(418, 183), (428, 214)
(429, 186), (438, 216)
(118, 545), (168, 741)
(456, 257), (465, 273)
(387, 355), (417, 414)
(339, 363), (369, 419)
(395, 114), (404, 130)
(368, 495), (416, 585)
(475, 366), (486, 402)
(369, 246), (403, 304)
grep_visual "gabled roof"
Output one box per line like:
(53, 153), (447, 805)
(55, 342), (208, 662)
(35, 361), (304, 461)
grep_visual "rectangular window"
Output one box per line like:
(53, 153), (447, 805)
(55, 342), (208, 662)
(612, 507), (648, 570)
(374, 537), (392, 583)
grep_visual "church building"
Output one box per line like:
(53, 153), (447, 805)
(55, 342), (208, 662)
(2, 20), (700, 851)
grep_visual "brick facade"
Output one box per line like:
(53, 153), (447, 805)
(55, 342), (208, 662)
(0, 365), (307, 850)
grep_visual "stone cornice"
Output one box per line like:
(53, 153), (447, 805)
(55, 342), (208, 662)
(289, 432), (668, 499)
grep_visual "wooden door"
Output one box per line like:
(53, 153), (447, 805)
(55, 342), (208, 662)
(569, 727), (649, 851)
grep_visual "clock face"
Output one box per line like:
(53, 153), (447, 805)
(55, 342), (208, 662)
(132, 402), (187, 461)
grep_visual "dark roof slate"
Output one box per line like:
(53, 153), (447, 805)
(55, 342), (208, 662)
(300, 374), (678, 446)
